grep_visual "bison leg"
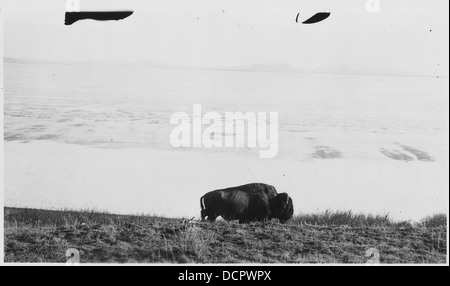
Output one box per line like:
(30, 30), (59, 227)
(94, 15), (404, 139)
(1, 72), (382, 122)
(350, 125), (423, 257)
(239, 218), (251, 224)
(201, 209), (217, 222)
(207, 214), (217, 222)
(201, 211), (206, 221)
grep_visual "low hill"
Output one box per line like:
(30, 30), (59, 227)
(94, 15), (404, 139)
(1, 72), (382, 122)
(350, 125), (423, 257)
(4, 207), (447, 264)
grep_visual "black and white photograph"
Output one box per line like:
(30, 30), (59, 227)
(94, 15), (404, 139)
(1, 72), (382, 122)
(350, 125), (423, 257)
(1, 0), (448, 267)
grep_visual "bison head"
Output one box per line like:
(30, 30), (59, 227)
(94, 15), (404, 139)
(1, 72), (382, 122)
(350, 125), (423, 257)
(269, 193), (294, 223)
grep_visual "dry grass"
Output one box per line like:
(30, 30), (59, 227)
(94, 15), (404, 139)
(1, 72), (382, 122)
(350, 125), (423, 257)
(4, 207), (447, 264)
(420, 214), (447, 228)
(292, 210), (398, 227)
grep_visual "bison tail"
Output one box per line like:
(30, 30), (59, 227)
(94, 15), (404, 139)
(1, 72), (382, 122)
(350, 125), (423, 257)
(200, 196), (207, 221)
(200, 196), (206, 211)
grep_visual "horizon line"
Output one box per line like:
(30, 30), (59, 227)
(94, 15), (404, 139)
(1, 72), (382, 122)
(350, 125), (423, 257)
(3, 57), (448, 78)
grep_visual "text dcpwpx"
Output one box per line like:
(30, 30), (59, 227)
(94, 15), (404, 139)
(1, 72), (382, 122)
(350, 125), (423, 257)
(178, 270), (271, 283)
(223, 271), (271, 281)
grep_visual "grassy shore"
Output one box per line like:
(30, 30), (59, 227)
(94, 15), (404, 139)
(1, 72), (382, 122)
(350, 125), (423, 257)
(4, 207), (447, 264)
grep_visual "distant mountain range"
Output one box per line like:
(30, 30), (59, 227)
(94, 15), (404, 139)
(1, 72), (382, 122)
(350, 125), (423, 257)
(223, 63), (440, 77)
(217, 63), (302, 73)
(4, 57), (444, 78)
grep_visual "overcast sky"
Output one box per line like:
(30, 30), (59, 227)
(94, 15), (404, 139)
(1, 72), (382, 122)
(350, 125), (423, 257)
(3, 0), (449, 75)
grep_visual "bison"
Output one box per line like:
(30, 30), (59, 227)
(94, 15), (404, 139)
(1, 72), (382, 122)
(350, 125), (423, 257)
(200, 183), (293, 223)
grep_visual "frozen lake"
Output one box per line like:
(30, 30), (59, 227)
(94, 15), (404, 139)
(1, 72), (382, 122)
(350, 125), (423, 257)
(4, 61), (449, 221)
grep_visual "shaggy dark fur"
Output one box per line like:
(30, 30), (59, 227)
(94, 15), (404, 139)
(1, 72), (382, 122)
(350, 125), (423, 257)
(200, 183), (293, 223)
